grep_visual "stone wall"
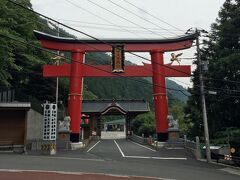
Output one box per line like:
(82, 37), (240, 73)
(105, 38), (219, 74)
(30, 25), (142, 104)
(26, 109), (43, 141)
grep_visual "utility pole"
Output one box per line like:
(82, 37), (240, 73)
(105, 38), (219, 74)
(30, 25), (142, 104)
(56, 23), (59, 105)
(196, 29), (211, 163)
(54, 23), (60, 154)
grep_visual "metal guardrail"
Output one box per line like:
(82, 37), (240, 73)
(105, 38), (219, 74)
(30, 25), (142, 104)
(186, 140), (197, 150)
(211, 152), (240, 166)
(179, 137), (198, 149)
(0, 143), (24, 153)
(129, 134), (198, 149)
(0, 141), (14, 152)
(179, 136), (201, 159)
(128, 134), (147, 145)
(129, 134), (240, 166)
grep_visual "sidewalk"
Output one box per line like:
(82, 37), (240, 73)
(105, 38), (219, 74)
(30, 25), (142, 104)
(0, 170), (161, 180)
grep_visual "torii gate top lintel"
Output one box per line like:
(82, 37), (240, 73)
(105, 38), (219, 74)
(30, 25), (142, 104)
(34, 30), (197, 52)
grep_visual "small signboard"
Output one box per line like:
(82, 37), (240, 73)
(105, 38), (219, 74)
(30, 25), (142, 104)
(112, 45), (124, 73)
(43, 103), (57, 140)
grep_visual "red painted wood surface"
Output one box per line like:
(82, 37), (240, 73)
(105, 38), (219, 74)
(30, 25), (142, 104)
(43, 64), (191, 77)
(39, 39), (193, 52)
(151, 51), (169, 134)
(68, 52), (84, 135)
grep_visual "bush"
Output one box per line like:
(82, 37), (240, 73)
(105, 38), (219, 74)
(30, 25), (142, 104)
(132, 112), (155, 137)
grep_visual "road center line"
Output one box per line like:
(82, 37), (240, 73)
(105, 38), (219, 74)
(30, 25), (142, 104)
(129, 140), (156, 152)
(114, 140), (125, 157)
(87, 140), (101, 152)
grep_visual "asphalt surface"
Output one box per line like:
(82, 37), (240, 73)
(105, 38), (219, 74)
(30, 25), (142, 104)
(0, 139), (239, 180)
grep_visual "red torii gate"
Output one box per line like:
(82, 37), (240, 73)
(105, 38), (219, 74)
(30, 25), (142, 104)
(34, 31), (196, 142)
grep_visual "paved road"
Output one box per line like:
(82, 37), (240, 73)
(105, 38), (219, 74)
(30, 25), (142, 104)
(0, 139), (239, 180)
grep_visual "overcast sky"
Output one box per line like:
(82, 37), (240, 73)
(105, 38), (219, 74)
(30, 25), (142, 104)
(31, 0), (226, 88)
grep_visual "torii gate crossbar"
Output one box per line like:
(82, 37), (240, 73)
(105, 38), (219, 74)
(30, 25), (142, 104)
(34, 30), (196, 142)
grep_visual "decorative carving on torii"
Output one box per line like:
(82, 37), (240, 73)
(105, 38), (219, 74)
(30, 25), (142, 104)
(34, 30), (196, 142)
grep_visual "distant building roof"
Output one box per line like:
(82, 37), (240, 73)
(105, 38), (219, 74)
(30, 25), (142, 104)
(82, 100), (150, 116)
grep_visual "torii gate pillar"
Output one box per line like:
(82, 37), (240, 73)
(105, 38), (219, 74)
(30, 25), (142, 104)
(151, 51), (168, 141)
(68, 51), (84, 142)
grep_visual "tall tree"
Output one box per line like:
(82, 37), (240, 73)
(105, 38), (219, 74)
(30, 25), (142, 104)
(0, 0), (56, 102)
(186, 0), (240, 138)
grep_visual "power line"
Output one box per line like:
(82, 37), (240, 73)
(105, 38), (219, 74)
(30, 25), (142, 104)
(64, 0), (146, 39)
(55, 18), (186, 32)
(2, 30), (239, 99)
(57, 22), (182, 35)
(3, 30), (239, 99)
(217, 95), (240, 102)
(7, 12), (189, 92)
(4, 9), (193, 95)
(62, 0), (240, 95)
(7, 0), (112, 43)
(7, 0), (199, 80)
(0, 32), (190, 97)
(204, 77), (240, 85)
(7, 0), (240, 93)
(86, 0), (167, 38)
(106, 0), (179, 36)
(122, 0), (185, 33)
(61, 0), (199, 78)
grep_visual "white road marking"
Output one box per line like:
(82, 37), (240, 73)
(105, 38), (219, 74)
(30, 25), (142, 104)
(114, 140), (186, 160)
(125, 155), (149, 159)
(87, 140), (101, 152)
(44, 156), (104, 162)
(151, 157), (187, 160)
(0, 169), (177, 180)
(220, 168), (240, 176)
(129, 140), (156, 152)
(125, 155), (187, 160)
(114, 140), (125, 157)
(165, 148), (184, 150)
(26, 155), (104, 162)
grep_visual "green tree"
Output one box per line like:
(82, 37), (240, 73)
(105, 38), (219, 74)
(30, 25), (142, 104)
(186, 0), (240, 138)
(132, 112), (155, 137)
(0, 0), (66, 105)
(169, 101), (192, 136)
(0, 0), (21, 86)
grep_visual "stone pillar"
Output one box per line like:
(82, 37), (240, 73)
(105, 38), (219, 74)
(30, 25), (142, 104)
(125, 116), (131, 138)
(196, 136), (201, 159)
